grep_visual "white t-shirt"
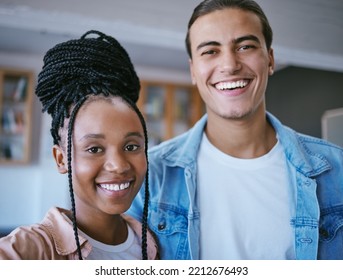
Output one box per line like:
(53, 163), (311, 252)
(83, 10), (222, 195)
(81, 223), (142, 260)
(197, 133), (295, 260)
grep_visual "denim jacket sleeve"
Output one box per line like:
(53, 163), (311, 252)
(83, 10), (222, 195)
(268, 112), (343, 259)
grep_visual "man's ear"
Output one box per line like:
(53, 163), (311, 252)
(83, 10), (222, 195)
(189, 58), (196, 85)
(268, 48), (275, 75)
(52, 145), (68, 174)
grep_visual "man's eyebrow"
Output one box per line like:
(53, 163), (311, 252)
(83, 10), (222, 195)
(196, 41), (221, 51)
(234, 35), (261, 45)
(196, 35), (261, 52)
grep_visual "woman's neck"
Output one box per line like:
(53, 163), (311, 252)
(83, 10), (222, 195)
(70, 208), (128, 245)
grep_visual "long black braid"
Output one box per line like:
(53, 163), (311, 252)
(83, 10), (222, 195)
(120, 96), (150, 260)
(35, 30), (150, 260)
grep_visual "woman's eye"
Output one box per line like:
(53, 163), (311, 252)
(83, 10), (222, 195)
(87, 147), (103, 154)
(125, 144), (139, 152)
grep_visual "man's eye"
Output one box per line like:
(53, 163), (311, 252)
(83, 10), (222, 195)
(125, 144), (139, 152)
(201, 49), (217, 56)
(87, 147), (103, 154)
(238, 45), (255, 51)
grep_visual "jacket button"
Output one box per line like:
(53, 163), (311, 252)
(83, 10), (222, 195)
(158, 223), (166, 231)
(319, 228), (329, 238)
(304, 179), (313, 187)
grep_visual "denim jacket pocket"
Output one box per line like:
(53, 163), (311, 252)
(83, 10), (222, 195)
(149, 202), (188, 235)
(318, 205), (343, 259)
(319, 205), (343, 242)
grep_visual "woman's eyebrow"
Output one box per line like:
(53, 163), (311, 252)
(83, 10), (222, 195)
(79, 134), (105, 141)
(78, 132), (144, 141)
(125, 132), (144, 139)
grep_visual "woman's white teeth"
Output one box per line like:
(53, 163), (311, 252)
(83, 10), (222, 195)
(100, 182), (130, 191)
(216, 80), (248, 90)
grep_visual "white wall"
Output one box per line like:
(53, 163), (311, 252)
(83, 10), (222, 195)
(0, 51), (191, 230)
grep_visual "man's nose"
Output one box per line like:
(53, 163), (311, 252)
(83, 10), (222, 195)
(219, 50), (241, 74)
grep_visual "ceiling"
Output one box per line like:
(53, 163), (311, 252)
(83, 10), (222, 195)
(0, 0), (342, 73)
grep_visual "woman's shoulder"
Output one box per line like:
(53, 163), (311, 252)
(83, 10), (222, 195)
(0, 222), (54, 259)
(0, 207), (71, 259)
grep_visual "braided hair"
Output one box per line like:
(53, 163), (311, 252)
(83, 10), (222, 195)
(35, 30), (150, 260)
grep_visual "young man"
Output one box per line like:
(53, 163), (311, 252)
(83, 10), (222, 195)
(128, 0), (343, 260)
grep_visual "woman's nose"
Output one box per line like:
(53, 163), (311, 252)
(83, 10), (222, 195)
(103, 152), (130, 173)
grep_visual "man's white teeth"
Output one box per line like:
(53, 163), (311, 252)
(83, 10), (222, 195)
(100, 182), (130, 191)
(216, 80), (248, 90)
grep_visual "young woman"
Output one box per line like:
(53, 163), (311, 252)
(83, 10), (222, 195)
(0, 30), (157, 260)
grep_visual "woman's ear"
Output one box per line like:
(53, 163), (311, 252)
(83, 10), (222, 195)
(52, 145), (68, 174)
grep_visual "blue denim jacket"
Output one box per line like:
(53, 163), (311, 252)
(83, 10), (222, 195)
(128, 112), (343, 259)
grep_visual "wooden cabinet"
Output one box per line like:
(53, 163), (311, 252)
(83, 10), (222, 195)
(137, 80), (204, 146)
(0, 68), (34, 164)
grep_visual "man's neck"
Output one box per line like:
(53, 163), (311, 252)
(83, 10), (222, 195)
(205, 110), (277, 159)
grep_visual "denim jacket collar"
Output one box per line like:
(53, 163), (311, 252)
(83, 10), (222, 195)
(155, 114), (206, 168)
(267, 112), (331, 177)
(157, 112), (331, 178)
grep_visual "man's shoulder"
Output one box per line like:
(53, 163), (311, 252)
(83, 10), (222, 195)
(148, 131), (194, 168)
(149, 131), (190, 153)
(268, 112), (343, 156)
(293, 130), (342, 151)
(148, 115), (207, 158)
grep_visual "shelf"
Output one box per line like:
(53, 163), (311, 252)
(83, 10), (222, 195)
(137, 80), (205, 147)
(0, 68), (34, 164)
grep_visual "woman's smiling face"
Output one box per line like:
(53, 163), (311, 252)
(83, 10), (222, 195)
(54, 96), (147, 216)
